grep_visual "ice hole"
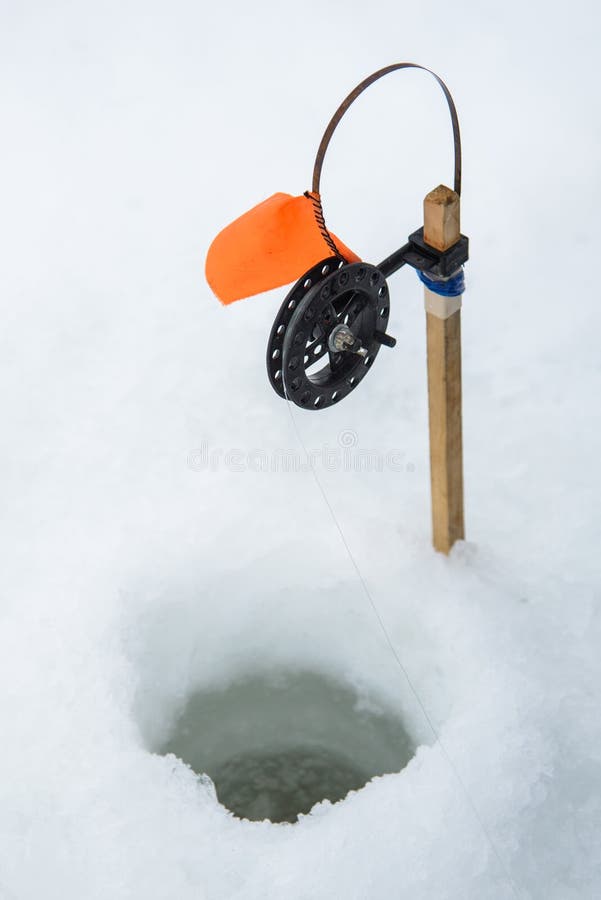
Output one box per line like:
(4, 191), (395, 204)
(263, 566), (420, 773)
(157, 670), (415, 824)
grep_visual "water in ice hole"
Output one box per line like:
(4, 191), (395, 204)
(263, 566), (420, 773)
(158, 670), (415, 823)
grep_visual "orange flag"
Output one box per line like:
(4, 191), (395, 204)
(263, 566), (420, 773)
(205, 192), (358, 305)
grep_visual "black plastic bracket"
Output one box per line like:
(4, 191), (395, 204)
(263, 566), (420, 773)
(377, 227), (469, 281)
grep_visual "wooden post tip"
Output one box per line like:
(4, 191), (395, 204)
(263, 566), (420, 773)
(423, 185), (460, 252)
(424, 184), (459, 206)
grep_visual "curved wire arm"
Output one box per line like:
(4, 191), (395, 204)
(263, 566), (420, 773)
(311, 63), (462, 198)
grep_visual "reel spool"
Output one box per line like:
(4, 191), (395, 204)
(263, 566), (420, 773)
(267, 258), (395, 410)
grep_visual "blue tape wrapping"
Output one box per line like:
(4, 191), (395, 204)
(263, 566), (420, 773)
(417, 267), (465, 297)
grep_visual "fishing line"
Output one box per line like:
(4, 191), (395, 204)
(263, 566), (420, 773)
(282, 388), (523, 900)
(206, 58), (521, 896)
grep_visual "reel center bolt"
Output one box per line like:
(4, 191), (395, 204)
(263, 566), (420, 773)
(328, 323), (368, 357)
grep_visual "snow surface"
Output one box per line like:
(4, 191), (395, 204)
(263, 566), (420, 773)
(1, 0), (601, 897)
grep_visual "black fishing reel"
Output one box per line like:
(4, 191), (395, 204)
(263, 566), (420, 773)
(267, 257), (396, 410)
(266, 217), (468, 410)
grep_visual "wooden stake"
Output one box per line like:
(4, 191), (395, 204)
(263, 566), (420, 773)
(424, 185), (465, 554)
